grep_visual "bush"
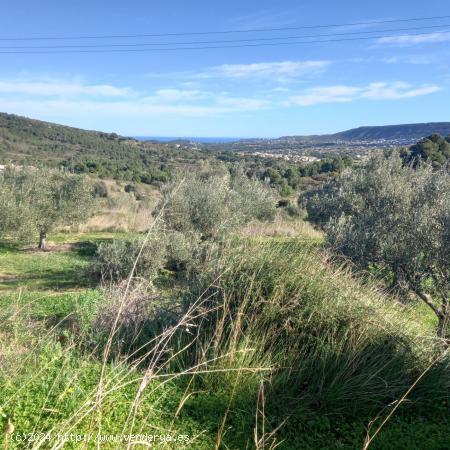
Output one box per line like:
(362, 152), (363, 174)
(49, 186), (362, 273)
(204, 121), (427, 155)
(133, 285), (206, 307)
(301, 180), (340, 226)
(124, 183), (145, 200)
(404, 134), (450, 168)
(286, 204), (304, 218)
(165, 230), (198, 272)
(89, 280), (163, 356)
(92, 234), (167, 282)
(92, 180), (108, 198)
(229, 169), (277, 222)
(277, 199), (290, 208)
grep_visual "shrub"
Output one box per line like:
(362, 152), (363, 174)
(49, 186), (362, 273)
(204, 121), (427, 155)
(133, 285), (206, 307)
(229, 169), (277, 222)
(92, 180), (108, 198)
(89, 280), (163, 355)
(124, 183), (145, 200)
(165, 230), (198, 272)
(92, 234), (167, 282)
(404, 134), (450, 168)
(277, 199), (290, 208)
(286, 204), (304, 218)
(301, 179), (340, 226)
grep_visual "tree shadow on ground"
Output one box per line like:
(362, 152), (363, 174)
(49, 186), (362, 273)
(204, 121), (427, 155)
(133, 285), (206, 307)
(0, 239), (104, 291)
(0, 241), (21, 254)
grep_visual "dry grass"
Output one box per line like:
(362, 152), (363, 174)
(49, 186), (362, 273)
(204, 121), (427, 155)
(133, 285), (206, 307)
(240, 216), (323, 240)
(81, 180), (160, 232)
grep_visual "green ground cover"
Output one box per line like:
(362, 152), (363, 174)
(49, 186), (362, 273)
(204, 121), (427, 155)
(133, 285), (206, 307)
(0, 232), (449, 449)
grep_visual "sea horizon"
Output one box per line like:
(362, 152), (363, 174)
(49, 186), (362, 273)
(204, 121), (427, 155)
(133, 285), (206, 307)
(134, 136), (246, 143)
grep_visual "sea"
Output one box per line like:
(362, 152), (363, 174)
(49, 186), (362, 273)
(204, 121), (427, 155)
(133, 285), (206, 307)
(134, 136), (243, 143)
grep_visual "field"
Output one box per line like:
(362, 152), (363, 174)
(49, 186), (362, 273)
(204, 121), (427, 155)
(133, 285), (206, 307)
(0, 123), (449, 448)
(1, 225), (449, 449)
(2, 1), (450, 445)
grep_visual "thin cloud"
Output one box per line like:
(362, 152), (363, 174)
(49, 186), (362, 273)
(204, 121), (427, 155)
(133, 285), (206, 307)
(362, 82), (441, 100)
(0, 79), (133, 97)
(287, 86), (362, 106)
(213, 60), (331, 79)
(376, 31), (450, 46)
(0, 77), (269, 115)
(227, 8), (303, 29)
(216, 97), (269, 109)
(151, 89), (213, 101)
(287, 82), (441, 106)
(0, 76), (442, 124)
(144, 60), (330, 85)
(381, 55), (433, 65)
(0, 97), (267, 118)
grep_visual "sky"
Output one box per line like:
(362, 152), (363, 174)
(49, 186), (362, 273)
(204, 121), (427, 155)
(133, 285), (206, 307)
(0, 0), (449, 137)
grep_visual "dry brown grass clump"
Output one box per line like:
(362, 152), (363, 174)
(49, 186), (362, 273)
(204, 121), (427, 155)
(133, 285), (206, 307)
(240, 216), (323, 240)
(81, 180), (160, 232)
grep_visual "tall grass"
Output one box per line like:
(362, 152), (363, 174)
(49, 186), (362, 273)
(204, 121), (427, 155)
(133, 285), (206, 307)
(1, 236), (449, 449)
(176, 239), (448, 417)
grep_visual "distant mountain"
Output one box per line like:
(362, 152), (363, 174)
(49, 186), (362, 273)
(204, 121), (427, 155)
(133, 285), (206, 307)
(333, 123), (450, 141)
(280, 122), (450, 143)
(2, 112), (450, 174)
(136, 136), (242, 144)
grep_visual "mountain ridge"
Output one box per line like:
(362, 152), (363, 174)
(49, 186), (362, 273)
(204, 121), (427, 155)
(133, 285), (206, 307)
(278, 122), (450, 143)
(1, 112), (449, 144)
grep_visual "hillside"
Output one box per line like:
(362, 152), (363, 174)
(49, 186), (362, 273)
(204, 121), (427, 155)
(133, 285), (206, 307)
(1, 114), (450, 449)
(210, 122), (450, 158)
(279, 122), (450, 143)
(333, 122), (450, 141)
(0, 112), (209, 182)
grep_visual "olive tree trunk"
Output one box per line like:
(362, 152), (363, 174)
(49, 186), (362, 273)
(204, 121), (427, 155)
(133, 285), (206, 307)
(38, 231), (47, 250)
(437, 301), (450, 342)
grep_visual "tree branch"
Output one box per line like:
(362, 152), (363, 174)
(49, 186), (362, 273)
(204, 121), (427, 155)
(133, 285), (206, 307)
(411, 286), (444, 319)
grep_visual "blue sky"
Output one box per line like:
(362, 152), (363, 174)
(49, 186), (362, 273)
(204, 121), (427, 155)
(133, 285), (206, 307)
(0, 0), (449, 137)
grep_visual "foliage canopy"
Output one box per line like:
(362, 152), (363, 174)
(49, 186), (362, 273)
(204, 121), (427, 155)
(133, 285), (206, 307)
(0, 167), (95, 248)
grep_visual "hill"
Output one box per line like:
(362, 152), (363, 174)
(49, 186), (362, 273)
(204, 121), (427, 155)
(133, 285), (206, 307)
(212, 122), (450, 158)
(333, 122), (450, 141)
(0, 112), (209, 182)
(279, 122), (450, 143)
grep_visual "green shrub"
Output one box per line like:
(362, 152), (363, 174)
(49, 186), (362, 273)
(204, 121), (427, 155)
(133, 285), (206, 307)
(165, 230), (198, 272)
(92, 234), (167, 282)
(92, 180), (108, 198)
(229, 169), (277, 222)
(404, 133), (450, 168)
(124, 183), (146, 200)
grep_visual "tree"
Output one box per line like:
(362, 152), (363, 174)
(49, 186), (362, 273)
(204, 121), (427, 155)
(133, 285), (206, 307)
(306, 154), (450, 340)
(403, 134), (450, 168)
(0, 167), (95, 249)
(156, 169), (276, 241)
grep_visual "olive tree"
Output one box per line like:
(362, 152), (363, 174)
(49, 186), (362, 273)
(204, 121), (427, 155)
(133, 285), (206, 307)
(157, 169), (276, 241)
(306, 154), (450, 339)
(0, 167), (95, 249)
